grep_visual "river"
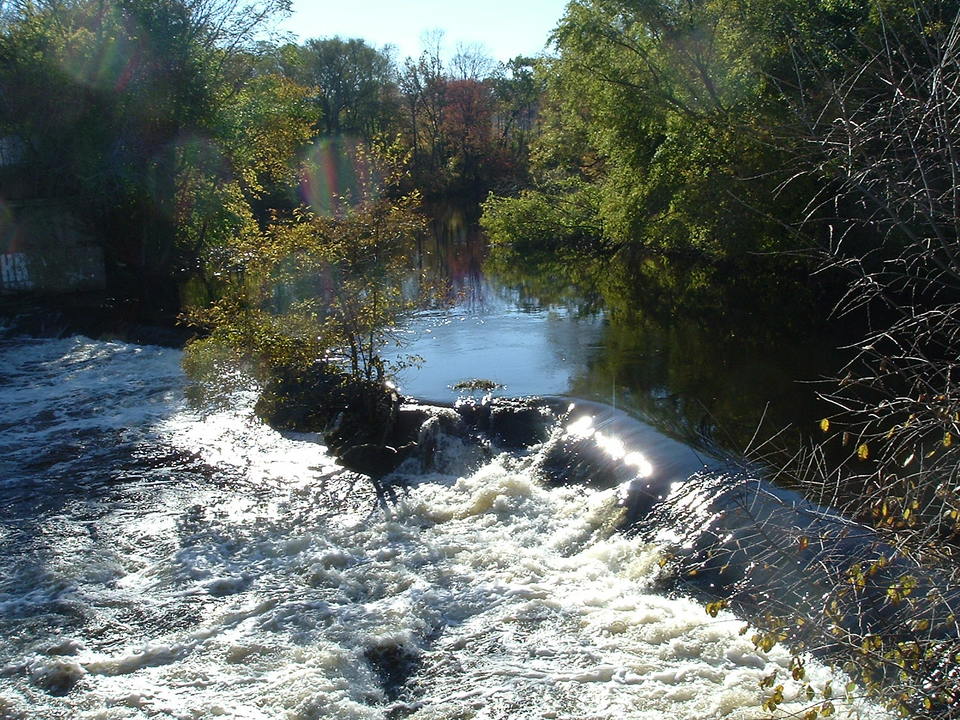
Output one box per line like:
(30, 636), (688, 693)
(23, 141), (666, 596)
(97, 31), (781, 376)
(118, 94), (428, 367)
(0, 246), (890, 719)
(388, 209), (840, 458)
(0, 335), (885, 719)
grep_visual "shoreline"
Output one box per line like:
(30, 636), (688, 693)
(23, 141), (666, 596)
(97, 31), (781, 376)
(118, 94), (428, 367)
(0, 291), (193, 348)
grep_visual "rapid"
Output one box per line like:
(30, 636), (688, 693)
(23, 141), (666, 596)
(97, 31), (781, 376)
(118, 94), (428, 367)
(0, 334), (887, 719)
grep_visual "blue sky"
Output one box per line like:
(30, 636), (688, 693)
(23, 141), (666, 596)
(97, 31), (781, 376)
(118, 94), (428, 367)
(277, 0), (571, 63)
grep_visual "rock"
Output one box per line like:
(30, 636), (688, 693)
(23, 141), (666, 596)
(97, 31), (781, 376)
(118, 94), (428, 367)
(363, 642), (421, 702)
(414, 414), (460, 471)
(453, 396), (490, 432)
(455, 397), (560, 448)
(337, 442), (417, 479)
(394, 406), (432, 445)
(489, 403), (557, 447)
(391, 403), (464, 443)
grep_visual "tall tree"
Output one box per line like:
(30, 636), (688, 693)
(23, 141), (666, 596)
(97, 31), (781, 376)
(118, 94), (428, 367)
(291, 36), (397, 139)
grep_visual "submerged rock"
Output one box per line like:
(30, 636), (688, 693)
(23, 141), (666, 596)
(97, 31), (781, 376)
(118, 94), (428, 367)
(454, 396), (563, 448)
(363, 642), (422, 702)
(338, 442), (418, 479)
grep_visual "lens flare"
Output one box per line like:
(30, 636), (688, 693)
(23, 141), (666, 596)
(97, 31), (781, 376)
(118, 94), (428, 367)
(300, 137), (375, 215)
(61, 4), (143, 93)
(0, 199), (22, 254)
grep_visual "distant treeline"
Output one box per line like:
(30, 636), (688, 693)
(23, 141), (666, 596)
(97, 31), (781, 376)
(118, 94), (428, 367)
(0, 0), (540, 311)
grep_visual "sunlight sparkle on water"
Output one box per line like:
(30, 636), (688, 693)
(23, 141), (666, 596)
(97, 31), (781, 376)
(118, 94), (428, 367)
(565, 414), (655, 478)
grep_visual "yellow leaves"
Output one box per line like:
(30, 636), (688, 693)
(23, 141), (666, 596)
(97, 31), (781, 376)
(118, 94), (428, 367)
(761, 684), (785, 712)
(820, 418), (830, 432)
(797, 535), (809, 551)
(857, 443), (870, 460)
(751, 631), (784, 653)
(886, 575), (919, 605)
(705, 599), (728, 617)
(849, 563), (868, 589)
(944, 432), (953, 448)
(924, 19), (948, 37)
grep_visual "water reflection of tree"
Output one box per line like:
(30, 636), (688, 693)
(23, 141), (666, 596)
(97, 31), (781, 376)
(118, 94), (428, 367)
(487, 243), (846, 458)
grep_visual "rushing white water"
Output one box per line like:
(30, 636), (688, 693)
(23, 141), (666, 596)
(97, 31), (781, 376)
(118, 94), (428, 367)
(0, 336), (887, 720)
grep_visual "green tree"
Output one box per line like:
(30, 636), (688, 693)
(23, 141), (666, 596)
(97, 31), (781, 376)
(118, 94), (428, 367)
(491, 56), (543, 180)
(483, 0), (823, 262)
(286, 36), (398, 139)
(184, 140), (429, 439)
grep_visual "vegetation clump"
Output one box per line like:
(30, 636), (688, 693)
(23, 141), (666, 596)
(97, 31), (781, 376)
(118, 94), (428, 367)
(451, 378), (504, 392)
(184, 140), (430, 449)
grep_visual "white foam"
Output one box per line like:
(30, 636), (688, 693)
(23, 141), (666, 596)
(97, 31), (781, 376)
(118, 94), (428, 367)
(0, 337), (890, 720)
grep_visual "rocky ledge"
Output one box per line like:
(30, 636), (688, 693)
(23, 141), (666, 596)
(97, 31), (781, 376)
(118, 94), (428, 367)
(334, 395), (568, 479)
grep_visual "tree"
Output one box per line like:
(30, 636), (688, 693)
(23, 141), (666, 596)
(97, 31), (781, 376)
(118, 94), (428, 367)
(0, 0), (305, 311)
(441, 77), (498, 195)
(491, 56), (543, 178)
(451, 41), (495, 81)
(399, 39), (448, 188)
(289, 36), (398, 139)
(758, 4), (960, 715)
(184, 140), (429, 441)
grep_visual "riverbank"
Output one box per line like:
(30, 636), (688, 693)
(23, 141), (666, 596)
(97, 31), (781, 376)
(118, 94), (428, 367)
(0, 292), (193, 348)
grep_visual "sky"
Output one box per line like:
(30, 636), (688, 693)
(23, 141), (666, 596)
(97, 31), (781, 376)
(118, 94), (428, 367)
(276, 0), (571, 64)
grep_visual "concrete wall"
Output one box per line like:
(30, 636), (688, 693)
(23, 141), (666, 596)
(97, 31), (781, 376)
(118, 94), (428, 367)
(0, 201), (105, 294)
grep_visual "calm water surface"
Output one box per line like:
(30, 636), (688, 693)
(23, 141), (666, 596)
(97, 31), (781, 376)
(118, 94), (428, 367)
(389, 216), (841, 457)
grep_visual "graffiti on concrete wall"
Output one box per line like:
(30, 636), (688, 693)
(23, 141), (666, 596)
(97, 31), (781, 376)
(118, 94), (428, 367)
(0, 252), (32, 292)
